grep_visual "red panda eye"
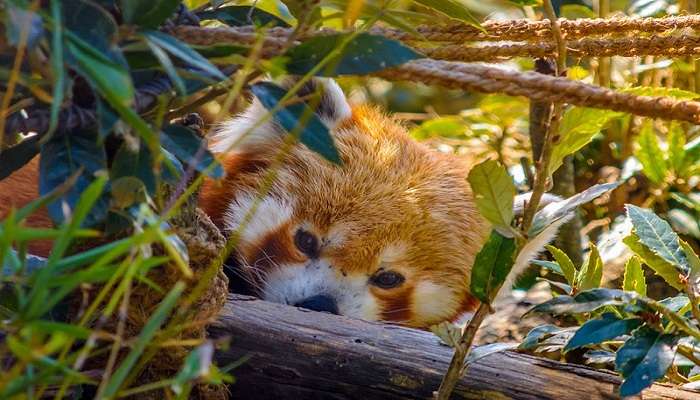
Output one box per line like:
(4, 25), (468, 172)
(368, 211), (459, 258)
(294, 229), (319, 258)
(370, 270), (405, 289)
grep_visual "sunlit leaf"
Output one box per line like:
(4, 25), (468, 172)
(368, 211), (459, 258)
(577, 243), (603, 291)
(549, 107), (622, 175)
(623, 256), (647, 296)
(412, 0), (482, 28)
(635, 121), (667, 184)
(667, 122), (686, 175)
(467, 160), (515, 232)
(626, 204), (688, 270)
(623, 233), (684, 290)
(142, 31), (226, 81)
(546, 245), (577, 287)
(525, 288), (636, 317)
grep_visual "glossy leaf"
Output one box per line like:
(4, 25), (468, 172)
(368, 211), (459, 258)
(626, 204), (688, 270)
(120, 0), (181, 29)
(66, 35), (134, 108)
(624, 234), (684, 290)
(546, 245), (577, 286)
(111, 142), (157, 194)
(549, 107), (622, 175)
(251, 82), (340, 163)
(577, 243), (603, 291)
(62, 0), (118, 53)
(635, 121), (666, 184)
(142, 31), (226, 81)
(412, 0), (481, 28)
(470, 230), (516, 303)
(197, 6), (290, 27)
(565, 313), (642, 351)
(467, 160), (516, 232)
(616, 327), (679, 397)
(144, 34), (186, 95)
(530, 183), (620, 237)
(623, 256), (647, 296)
(161, 125), (224, 179)
(0, 135), (40, 181)
(519, 324), (562, 350)
(39, 132), (108, 226)
(525, 288), (636, 317)
(285, 33), (422, 76)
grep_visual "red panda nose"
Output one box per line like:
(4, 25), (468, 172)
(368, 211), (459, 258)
(294, 295), (339, 315)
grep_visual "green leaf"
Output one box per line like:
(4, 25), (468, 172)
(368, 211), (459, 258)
(616, 327), (679, 397)
(467, 160), (515, 232)
(62, 0), (118, 53)
(635, 121), (667, 184)
(161, 125), (224, 179)
(48, 0), (65, 136)
(626, 204), (688, 270)
(508, 0), (540, 5)
(529, 183), (620, 237)
(172, 341), (215, 395)
(144, 35), (186, 95)
(519, 324), (562, 350)
(681, 240), (700, 300)
(546, 245), (577, 287)
(565, 313), (642, 351)
(624, 234), (684, 290)
(548, 107), (622, 175)
(667, 122), (686, 175)
(577, 243), (603, 291)
(251, 82), (340, 164)
(470, 230), (516, 303)
(197, 6), (291, 27)
(623, 256), (647, 296)
(284, 33), (422, 77)
(412, 0), (482, 28)
(142, 31), (226, 81)
(39, 132), (108, 227)
(410, 117), (468, 140)
(120, 0), (181, 28)
(102, 282), (185, 398)
(111, 142), (157, 194)
(531, 260), (563, 276)
(430, 321), (462, 348)
(0, 135), (39, 180)
(525, 288), (636, 316)
(66, 35), (134, 108)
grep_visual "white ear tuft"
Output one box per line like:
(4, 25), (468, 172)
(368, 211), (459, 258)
(209, 78), (351, 154)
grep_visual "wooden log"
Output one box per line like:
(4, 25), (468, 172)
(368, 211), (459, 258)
(209, 294), (700, 400)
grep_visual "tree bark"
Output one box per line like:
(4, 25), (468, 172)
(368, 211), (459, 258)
(209, 295), (700, 400)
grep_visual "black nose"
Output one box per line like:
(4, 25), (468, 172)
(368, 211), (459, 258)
(294, 294), (339, 314)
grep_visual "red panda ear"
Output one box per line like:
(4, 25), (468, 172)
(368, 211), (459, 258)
(210, 77), (351, 154)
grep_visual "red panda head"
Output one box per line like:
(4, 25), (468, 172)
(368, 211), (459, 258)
(200, 78), (491, 328)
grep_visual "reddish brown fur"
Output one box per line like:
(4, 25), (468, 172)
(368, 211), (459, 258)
(0, 157), (53, 257)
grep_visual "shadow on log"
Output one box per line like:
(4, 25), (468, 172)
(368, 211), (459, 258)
(209, 295), (700, 400)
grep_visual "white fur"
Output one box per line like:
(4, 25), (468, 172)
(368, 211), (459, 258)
(222, 192), (294, 243)
(414, 281), (455, 322)
(210, 78), (351, 154)
(262, 259), (379, 320)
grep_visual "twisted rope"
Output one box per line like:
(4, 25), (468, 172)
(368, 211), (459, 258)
(377, 59), (700, 123)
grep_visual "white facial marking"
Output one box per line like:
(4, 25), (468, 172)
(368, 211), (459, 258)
(222, 192), (294, 244)
(380, 242), (408, 263)
(262, 260), (379, 320)
(413, 281), (453, 323)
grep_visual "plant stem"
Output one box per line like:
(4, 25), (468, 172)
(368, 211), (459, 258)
(434, 3), (567, 399)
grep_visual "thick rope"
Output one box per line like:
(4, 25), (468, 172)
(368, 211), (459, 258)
(418, 34), (700, 62)
(377, 59), (700, 124)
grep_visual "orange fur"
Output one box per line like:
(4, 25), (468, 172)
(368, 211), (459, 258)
(0, 157), (53, 257)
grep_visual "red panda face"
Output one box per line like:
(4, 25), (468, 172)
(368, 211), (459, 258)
(200, 79), (490, 329)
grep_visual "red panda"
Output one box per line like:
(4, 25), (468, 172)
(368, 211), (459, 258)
(1, 78), (566, 329)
